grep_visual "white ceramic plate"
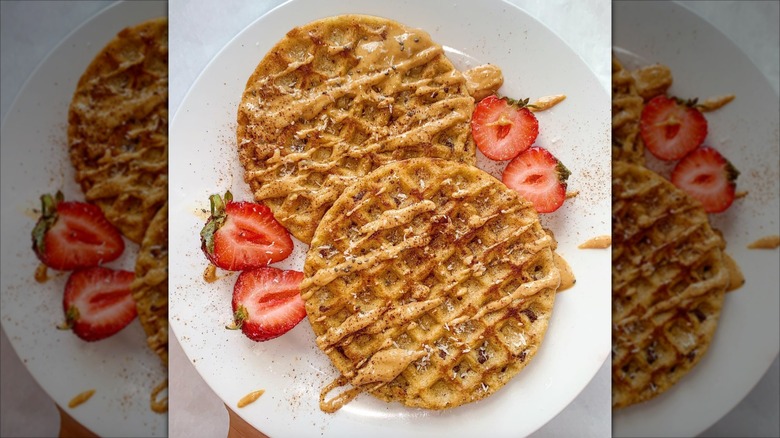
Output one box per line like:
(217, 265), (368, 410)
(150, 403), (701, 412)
(613, 2), (780, 437)
(169, 0), (610, 437)
(0, 2), (167, 437)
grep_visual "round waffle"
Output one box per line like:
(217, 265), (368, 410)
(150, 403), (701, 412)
(68, 17), (168, 243)
(612, 161), (729, 409)
(237, 14), (476, 244)
(301, 158), (560, 412)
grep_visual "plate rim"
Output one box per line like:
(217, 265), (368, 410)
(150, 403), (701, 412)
(169, 0), (611, 437)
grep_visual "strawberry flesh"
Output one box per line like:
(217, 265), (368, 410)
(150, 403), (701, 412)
(61, 267), (137, 342)
(472, 95), (539, 161)
(640, 96), (708, 161)
(200, 192), (293, 271)
(671, 146), (738, 213)
(230, 267), (306, 342)
(32, 192), (125, 271)
(502, 147), (570, 213)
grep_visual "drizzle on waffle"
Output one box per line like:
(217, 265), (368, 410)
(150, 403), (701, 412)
(302, 158), (560, 412)
(612, 161), (728, 409)
(237, 15), (476, 244)
(68, 17), (168, 244)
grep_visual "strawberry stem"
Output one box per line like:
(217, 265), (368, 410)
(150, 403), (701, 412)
(725, 161), (740, 183)
(56, 305), (79, 330)
(556, 161), (571, 183)
(200, 192), (231, 255)
(672, 96), (700, 108)
(226, 305), (248, 330)
(32, 192), (61, 254)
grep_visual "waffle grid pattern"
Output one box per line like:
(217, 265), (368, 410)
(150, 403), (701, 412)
(302, 158), (559, 411)
(611, 56), (646, 165)
(68, 17), (168, 244)
(237, 15), (476, 244)
(612, 161), (728, 409)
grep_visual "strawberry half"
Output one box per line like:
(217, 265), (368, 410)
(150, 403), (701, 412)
(199, 191), (293, 271)
(471, 95), (539, 161)
(640, 95), (708, 161)
(671, 146), (739, 213)
(228, 267), (306, 342)
(31, 192), (125, 270)
(502, 147), (570, 213)
(59, 267), (137, 342)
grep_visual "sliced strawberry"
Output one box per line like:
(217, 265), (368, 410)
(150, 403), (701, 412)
(59, 267), (137, 342)
(640, 95), (708, 161)
(228, 267), (306, 342)
(199, 191), (293, 271)
(671, 146), (739, 213)
(502, 147), (570, 213)
(31, 192), (125, 271)
(471, 95), (539, 161)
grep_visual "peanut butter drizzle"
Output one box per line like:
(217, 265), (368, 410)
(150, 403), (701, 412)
(302, 233), (431, 290)
(351, 348), (427, 385)
(203, 264), (218, 283)
(747, 235), (780, 249)
(68, 389), (95, 408)
(529, 94), (567, 112)
(578, 235), (612, 249)
(722, 253), (745, 293)
(240, 23), (476, 244)
(320, 376), (366, 413)
(359, 200), (436, 235)
(237, 389), (265, 408)
(308, 160), (561, 412)
(34, 263), (49, 283)
(697, 95), (735, 112)
(553, 253), (575, 292)
(462, 64), (503, 101)
(150, 379), (168, 413)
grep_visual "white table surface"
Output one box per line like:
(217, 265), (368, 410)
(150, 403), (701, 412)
(0, 1), (776, 437)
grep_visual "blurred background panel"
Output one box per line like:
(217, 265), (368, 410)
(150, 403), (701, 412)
(1, 1), (168, 437)
(612, 1), (778, 437)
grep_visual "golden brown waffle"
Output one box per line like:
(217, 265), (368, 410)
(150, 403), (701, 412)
(132, 202), (168, 366)
(301, 158), (560, 412)
(68, 17), (168, 243)
(612, 161), (728, 409)
(132, 202), (168, 413)
(237, 15), (476, 244)
(611, 56), (646, 165)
